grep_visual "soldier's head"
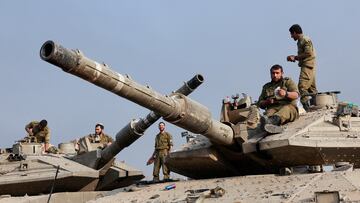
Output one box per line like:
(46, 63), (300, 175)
(38, 119), (48, 130)
(270, 64), (284, 82)
(289, 24), (303, 41)
(158, 122), (165, 132)
(95, 123), (104, 135)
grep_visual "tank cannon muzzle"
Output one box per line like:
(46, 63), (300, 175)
(40, 41), (235, 146)
(40, 40), (79, 73)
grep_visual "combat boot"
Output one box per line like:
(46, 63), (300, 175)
(263, 115), (284, 134)
(302, 101), (310, 112)
(152, 177), (160, 183)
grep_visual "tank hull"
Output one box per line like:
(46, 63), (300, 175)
(0, 153), (143, 196)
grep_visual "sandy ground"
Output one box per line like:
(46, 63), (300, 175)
(89, 171), (360, 203)
(3, 170), (360, 203)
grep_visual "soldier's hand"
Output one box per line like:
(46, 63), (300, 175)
(287, 55), (296, 62)
(265, 98), (275, 105)
(28, 128), (34, 136)
(278, 89), (287, 98)
(146, 156), (155, 165)
(260, 98), (274, 108)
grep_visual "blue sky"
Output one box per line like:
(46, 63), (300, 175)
(1, 1), (359, 179)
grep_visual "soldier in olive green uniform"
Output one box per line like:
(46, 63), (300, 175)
(25, 119), (51, 151)
(147, 122), (173, 182)
(287, 24), (317, 111)
(258, 65), (299, 133)
(88, 123), (114, 148)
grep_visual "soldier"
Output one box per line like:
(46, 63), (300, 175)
(258, 64), (299, 134)
(88, 123), (114, 148)
(147, 122), (173, 182)
(287, 24), (317, 111)
(25, 119), (51, 151)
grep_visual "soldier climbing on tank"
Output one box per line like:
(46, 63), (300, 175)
(25, 119), (51, 152)
(287, 24), (317, 111)
(147, 122), (173, 182)
(257, 64), (299, 134)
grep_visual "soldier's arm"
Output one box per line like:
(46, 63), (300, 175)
(284, 79), (299, 100)
(281, 90), (299, 100)
(109, 135), (114, 143)
(257, 87), (266, 108)
(257, 87), (275, 109)
(296, 40), (313, 60)
(150, 136), (157, 158)
(106, 134), (114, 145)
(146, 150), (156, 165)
(44, 128), (51, 143)
(258, 99), (274, 109)
(44, 128), (51, 152)
(25, 122), (34, 136)
(168, 133), (173, 152)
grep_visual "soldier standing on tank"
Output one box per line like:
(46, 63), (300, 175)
(257, 64), (299, 134)
(25, 119), (51, 152)
(88, 123), (114, 148)
(147, 122), (173, 182)
(287, 24), (317, 111)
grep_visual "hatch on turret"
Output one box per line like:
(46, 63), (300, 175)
(310, 91), (340, 110)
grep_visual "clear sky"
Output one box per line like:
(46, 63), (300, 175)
(1, 1), (359, 179)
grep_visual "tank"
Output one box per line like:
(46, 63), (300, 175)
(39, 40), (360, 176)
(40, 41), (360, 201)
(0, 141), (143, 196)
(0, 81), (203, 198)
(0, 71), (203, 197)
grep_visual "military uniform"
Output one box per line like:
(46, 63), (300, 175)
(88, 133), (114, 146)
(153, 131), (173, 181)
(297, 35), (317, 105)
(25, 121), (50, 144)
(258, 77), (299, 124)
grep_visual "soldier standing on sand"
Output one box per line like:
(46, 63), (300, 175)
(147, 122), (173, 182)
(257, 64), (299, 134)
(287, 24), (317, 111)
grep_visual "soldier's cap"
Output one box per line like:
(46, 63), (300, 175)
(96, 123), (104, 129)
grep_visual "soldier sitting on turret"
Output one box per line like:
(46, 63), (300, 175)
(74, 123), (114, 154)
(257, 64), (299, 134)
(87, 123), (114, 148)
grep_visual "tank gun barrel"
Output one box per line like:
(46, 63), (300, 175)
(40, 41), (234, 145)
(100, 74), (204, 165)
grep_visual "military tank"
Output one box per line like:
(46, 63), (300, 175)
(0, 69), (203, 197)
(0, 140), (144, 196)
(40, 40), (360, 183)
